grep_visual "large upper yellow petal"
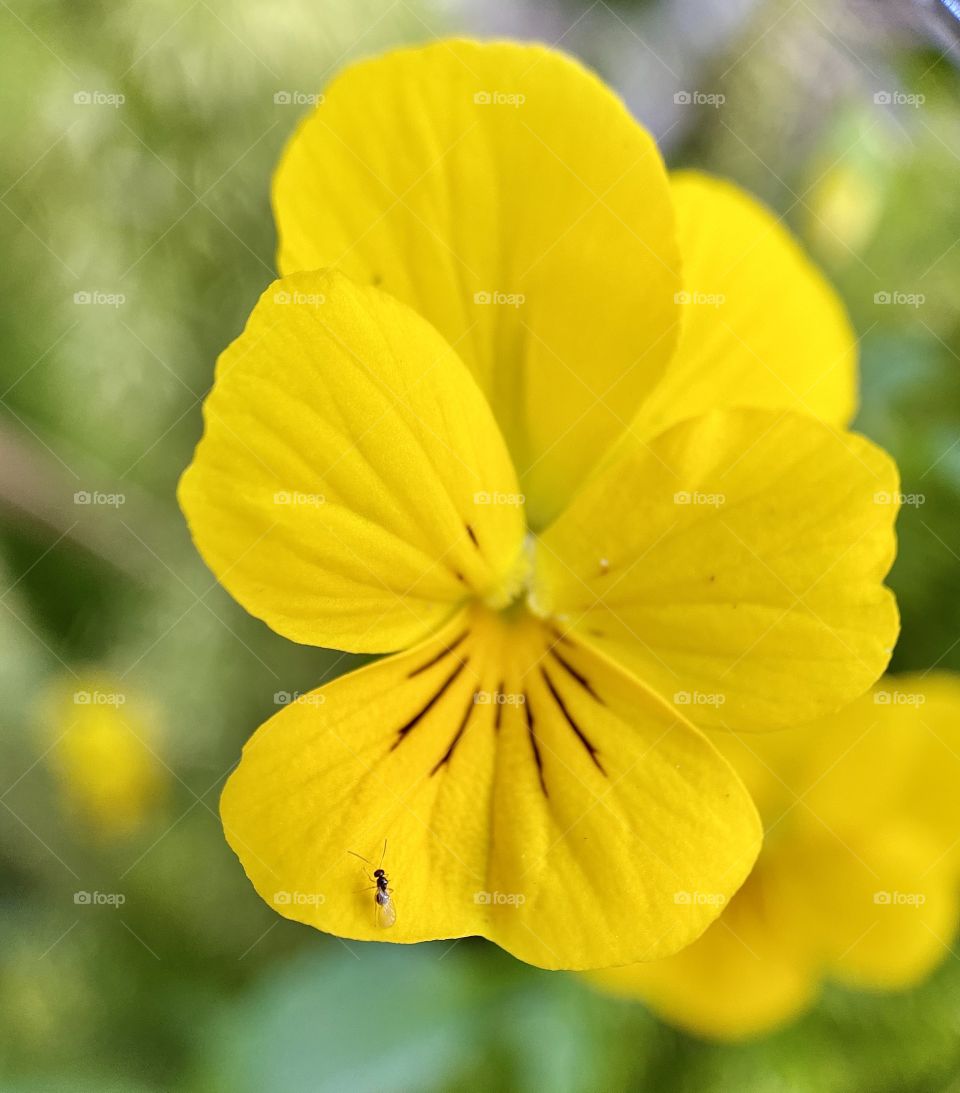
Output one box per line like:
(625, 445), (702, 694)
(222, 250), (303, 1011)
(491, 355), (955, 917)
(220, 604), (760, 971)
(531, 408), (899, 730)
(179, 270), (525, 653)
(632, 171), (857, 442)
(272, 40), (682, 528)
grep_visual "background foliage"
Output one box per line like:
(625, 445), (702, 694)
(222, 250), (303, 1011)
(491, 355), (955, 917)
(3, 1), (960, 1089)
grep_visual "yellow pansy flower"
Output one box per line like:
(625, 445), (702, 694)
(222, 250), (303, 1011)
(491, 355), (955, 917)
(179, 41), (899, 970)
(589, 675), (960, 1038)
(46, 674), (165, 840)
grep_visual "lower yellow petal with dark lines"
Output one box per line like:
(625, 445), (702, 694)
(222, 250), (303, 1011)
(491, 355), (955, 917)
(220, 605), (760, 970)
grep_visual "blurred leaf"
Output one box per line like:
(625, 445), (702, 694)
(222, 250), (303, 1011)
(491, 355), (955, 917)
(196, 943), (487, 1093)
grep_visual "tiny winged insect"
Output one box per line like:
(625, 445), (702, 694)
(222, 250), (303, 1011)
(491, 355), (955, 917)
(348, 839), (396, 928)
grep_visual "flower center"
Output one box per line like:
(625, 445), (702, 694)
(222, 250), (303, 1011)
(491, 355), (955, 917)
(482, 531), (545, 618)
(397, 598), (608, 797)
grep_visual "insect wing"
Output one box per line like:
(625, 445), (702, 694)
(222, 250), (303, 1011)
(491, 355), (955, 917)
(376, 892), (397, 928)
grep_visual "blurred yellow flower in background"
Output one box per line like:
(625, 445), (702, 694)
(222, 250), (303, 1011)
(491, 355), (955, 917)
(179, 39), (901, 971)
(807, 160), (885, 262)
(44, 674), (165, 841)
(588, 674), (960, 1040)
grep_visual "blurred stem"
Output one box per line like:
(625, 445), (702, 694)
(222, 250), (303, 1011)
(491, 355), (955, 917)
(0, 416), (181, 584)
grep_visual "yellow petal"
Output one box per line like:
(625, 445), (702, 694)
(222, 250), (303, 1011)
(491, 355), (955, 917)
(633, 171), (857, 442)
(740, 675), (960, 990)
(531, 408), (899, 730)
(782, 829), (958, 992)
(591, 674), (960, 1033)
(590, 828), (956, 1038)
(587, 856), (818, 1041)
(179, 270), (525, 653)
(716, 673), (960, 854)
(220, 605), (760, 971)
(798, 675), (960, 863)
(272, 40), (681, 528)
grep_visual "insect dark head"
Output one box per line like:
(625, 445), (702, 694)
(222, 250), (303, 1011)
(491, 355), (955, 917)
(374, 868), (385, 878)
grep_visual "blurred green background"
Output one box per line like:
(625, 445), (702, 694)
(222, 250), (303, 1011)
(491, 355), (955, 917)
(3, 1), (960, 1089)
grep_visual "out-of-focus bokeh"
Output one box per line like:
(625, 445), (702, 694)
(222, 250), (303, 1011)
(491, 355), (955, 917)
(3, 1), (960, 1089)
